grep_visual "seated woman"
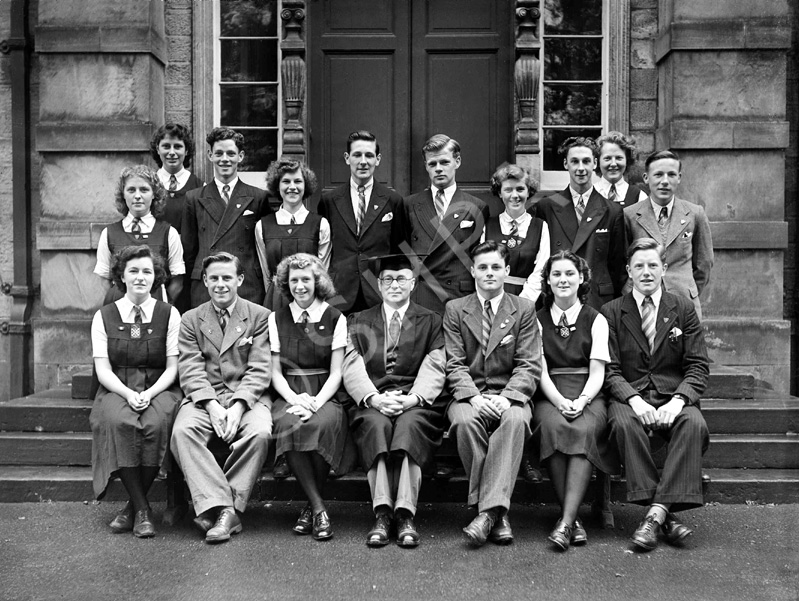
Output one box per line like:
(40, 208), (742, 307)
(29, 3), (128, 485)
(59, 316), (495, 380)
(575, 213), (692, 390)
(483, 163), (549, 303)
(268, 253), (347, 540)
(532, 250), (619, 551)
(90, 245), (183, 537)
(94, 165), (185, 306)
(256, 157), (331, 311)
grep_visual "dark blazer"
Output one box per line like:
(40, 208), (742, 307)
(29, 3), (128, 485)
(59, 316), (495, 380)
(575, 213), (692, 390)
(404, 187), (489, 315)
(536, 187), (627, 308)
(317, 181), (407, 312)
(182, 180), (271, 306)
(601, 290), (709, 408)
(443, 293), (541, 404)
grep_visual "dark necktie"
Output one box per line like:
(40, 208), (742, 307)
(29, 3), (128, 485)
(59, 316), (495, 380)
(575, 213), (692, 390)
(218, 308), (228, 332)
(509, 218), (519, 238)
(133, 305), (143, 323)
(300, 310), (310, 334)
(222, 184), (230, 204)
(575, 195), (585, 222)
(641, 296), (655, 353)
(356, 186), (366, 235)
(131, 305), (143, 339)
(557, 312), (570, 339)
(290, 215), (296, 226)
(169, 174), (178, 193)
(386, 311), (401, 373)
(658, 206), (668, 225)
(608, 184), (617, 203)
(481, 299), (493, 356)
(434, 188), (446, 221)
(130, 217), (142, 240)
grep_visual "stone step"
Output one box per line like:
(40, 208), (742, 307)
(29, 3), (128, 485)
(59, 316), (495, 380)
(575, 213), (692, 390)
(702, 397), (799, 434)
(0, 388), (91, 433)
(0, 432), (92, 466)
(705, 365), (755, 399)
(0, 465), (795, 504)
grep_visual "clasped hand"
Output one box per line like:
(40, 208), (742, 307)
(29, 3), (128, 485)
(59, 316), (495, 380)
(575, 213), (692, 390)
(125, 389), (152, 413)
(287, 392), (318, 422)
(557, 395), (589, 421)
(206, 399), (246, 443)
(470, 394), (511, 421)
(371, 391), (418, 417)
(629, 395), (685, 430)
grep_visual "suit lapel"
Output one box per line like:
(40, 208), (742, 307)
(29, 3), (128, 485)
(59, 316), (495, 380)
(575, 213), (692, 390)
(634, 200), (662, 240)
(397, 303), (418, 367)
(429, 189), (474, 252)
(197, 184), (226, 228)
(485, 294), (517, 357)
(653, 292), (678, 353)
(413, 190), (440, 244)
(664, 198), (691, 248)
(333, 185), (358, 236)
(462, 294), (484, 348)
(220, 301), (248, 355)
(360, 184), (389, 235)
(620, 293), (650, 355)
(199, 303), (224, 351)
(550, 189), (578, 246)
(572, 191), (607, 252)
(214, 182), (254, 243)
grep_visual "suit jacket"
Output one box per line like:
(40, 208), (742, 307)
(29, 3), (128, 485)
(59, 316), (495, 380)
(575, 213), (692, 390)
(182, 181), (272, 305)
(624, 197), (714, 314)
(404, 187), (490, 315)
(317, 181), (407, 312)
(178, 298), (272, 410)
(443, 293), (541, 404)
(601, 290), (709, 408)
(535, 188), (627, 308)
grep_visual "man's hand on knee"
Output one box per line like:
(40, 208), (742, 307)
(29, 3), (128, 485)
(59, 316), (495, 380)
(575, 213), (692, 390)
(222, 400), (246, 443)
(628, 395), (658, 429)
(204, 399), (228, 438)
(470, 395), (501, 420)
(486, 395), (511, 415)
(655, 397), (685, 430)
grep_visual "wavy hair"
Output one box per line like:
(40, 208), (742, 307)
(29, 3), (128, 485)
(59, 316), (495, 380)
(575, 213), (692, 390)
(265, 157), (317, 200)
(110, 245), (167, 293)
(275, 253), (336, 302)
(149, 123), (195, 169)
(490, 163), (538, 197)
(540, 250), (592, 309)
(114, 165), (166, 218)
(594, 131), (637, 176)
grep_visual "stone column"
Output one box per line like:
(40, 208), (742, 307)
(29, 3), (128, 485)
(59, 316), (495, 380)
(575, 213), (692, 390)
(513, 0), (541, 183)
(280, 0), (307, 161)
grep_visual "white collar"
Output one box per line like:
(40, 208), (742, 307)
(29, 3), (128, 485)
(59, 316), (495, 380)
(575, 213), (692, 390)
(650, 196), (675, 218)
(476, 290), (504, 314)
(116, 295), (156, 321)
(549, 300), (583, 325)
(212, 298), (237, 315)
(277, 204), (309, 220)
(500, 211), (530, 225)
(289, 298), (326, 322)
(632, 286), (663, 312)
(382, 300), (410, 323)
(433, 182), (457, 203)
(595, 177), (629, 197)
(214, 177), (239, 198)
(122, 212), (155, 227)
(350, 177), (374, 192)
(569, 186), (592, 206)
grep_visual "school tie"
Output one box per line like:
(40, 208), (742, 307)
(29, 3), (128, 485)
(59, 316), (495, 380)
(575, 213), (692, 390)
(575, 195), (586, 222)
(641, 296), (656, 353)
(130, 217), (142, 240)
(557, 312), (570, 339)
(434, 188), (446, 221)
(218, 308), (228, 332)
(290, 215), (296, 226)
(388, 311), (401, 346)
(508, 218), (519, 238)
(133, 305), (143, 324)
(168, 174), (178, 193)
(131, 305), (143, 338)
(356, 185), (366, 235)
(300, 310), (310, 333)
(608, 184), (617, 203)
(222, 184), (230, 204)
(481, 299), (493, 356)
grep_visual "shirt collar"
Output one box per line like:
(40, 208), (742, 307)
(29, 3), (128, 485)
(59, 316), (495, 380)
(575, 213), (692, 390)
(117, 295), (156, 321)
(214, 176), (239, 199)
(157, 166), (188, 184)
(569, 186), (591, 207)
(595, 177), (629, 198)
(476, 290), (504, 315)
(289, 298), (325, 322)
(212, 298), (237, 315)
(382, 300), (410, 323)
(631, 286), (663, 313)
(350, 177), (374, 192)
(122, 212), (155, 227)
(549, 300), (583, 325)
(499, 211), (530, 226)
(650, 197), (675, 219)
(277, 204), (309, 220)
(434, 182), (457, 204)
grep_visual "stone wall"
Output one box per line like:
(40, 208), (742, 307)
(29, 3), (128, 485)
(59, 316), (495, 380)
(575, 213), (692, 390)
(786, 0), (798, 394)
(0, 2), (12, 401)
(629, 0), (658, 163)
(164, 0), (193, 128)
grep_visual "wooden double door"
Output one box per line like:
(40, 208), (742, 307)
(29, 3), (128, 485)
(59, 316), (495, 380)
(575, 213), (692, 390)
(308, 0), (513, 197)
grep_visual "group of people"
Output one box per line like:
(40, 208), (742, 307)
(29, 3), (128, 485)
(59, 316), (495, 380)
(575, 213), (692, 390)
(89, 123), (714, 555)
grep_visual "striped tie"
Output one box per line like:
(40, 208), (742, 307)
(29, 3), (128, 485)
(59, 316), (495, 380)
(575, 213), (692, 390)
(641, 296), (656, 353)
(356, 185), (366, 235)
(130, 217), (142, 240)
(434, 188), (446, 221)
(608, 184), (617, 203)
(386, 311), (401, 373)
(575, 195), (585, 222)
(222, 184), (230, 204)
(481, 299), (493, 356)
(169, 174), (178, 192)
(509, 219), (519, 238)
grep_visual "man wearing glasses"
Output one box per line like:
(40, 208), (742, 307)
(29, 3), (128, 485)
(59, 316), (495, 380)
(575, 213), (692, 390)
(343, 253), (447, 548)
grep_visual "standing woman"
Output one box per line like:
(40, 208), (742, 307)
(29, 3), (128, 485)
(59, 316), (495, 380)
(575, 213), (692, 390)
(150, 123), (203, 233)
(94, 165), (185, 305)
(483, 163), (550, 303)
(533, 250), (619, 551)
(593, 131), (648, 207)
(256, 157), (331, 311)
(269, 253), (347, 540)
(90, 245), (183, 537)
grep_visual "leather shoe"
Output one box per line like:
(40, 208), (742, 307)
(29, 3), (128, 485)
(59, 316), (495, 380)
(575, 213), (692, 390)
(547, 518), (572, 551)
(109, 502), (134, 533)
(571, 518), (587, 545)
(662, 513), (692, 545)
(206, 507), (242, 544)
(273, 455), (291, 479)
(366, 513), (393, 547)
(631, 514), (661, 551)
(312, 510), (333, 541)
(132, 508), (155, 538)
(434, 463), (455, 481)
(293, 503), (313, 535)
(192, 511), (215, 534)
(488, 515), (513, 545)
(396, 513), (420, 548)
(519, 457), (543, 483)
(463, 511), (496, 547)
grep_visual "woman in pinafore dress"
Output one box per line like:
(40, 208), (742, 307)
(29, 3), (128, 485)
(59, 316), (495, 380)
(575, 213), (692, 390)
(532, 250), (619, 551)
(268, 253), (347, 541)
(90, 245), (182, 538)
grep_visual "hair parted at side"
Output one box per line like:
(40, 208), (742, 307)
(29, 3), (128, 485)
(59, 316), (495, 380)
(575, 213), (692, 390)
(594, 131), (636, 175)
(149, 123), (195, 169)
(645, 149), (681, 172)
(202, 251), (244, 276)
(626, 237), (666, 264)
(206, 126), (245, 151)
(265, 157), (317, 200)
(114, 164), (167, 218)
(470, 239), (510, 263)
(540, 250), (592, 308)
(111, 245), (166, 292)
(490, 163), (538, 197)
(422, 134), (460, 159)
(346, 130), (380, 155)
(558, 136), (596, 157)
(275, 253), (337, 302)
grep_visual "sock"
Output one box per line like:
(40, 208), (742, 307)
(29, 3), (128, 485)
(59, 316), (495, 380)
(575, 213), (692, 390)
(646, 504), (668, 524)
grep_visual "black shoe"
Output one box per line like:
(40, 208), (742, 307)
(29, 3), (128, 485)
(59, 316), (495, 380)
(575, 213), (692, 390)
(519, 457), (543, 483)
(192, 510), (216, 534)
(292, 503), (313, 535)
(662, 513), (692, 545)
(273, 455), (291, 479)
(547, 518), (572, 551)
(396, 513), (420, 548)
(463, 511), (496, 547)
(312, 510), (333, 541)
(132, 508), (155, 538)
(570, 518), (587, 545)
(488, 515), (513, 545)
(109, 502), (134, 533)
(366, 513), (393, 547)
(631, 514), (661, 551)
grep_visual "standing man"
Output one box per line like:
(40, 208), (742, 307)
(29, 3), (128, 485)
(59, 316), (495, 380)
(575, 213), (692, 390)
(182, 127), (272, 308)
(602, 238), (709, 552)
(317, 131), (407, 314)
(624, 150), (713, 320)
(171, 252), (273, 544)
(444, 240), (541, 547)
(343, 254), (447, 548)
(535, 137), (627, 309)
(405, 134), (490, 315)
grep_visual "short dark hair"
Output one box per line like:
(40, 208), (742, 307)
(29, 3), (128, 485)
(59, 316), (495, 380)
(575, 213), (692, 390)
(626, 237), (666, 264)
(265, 157), (317, 200)
(275, 253), (337, 302)
(111, 245), (167, 292)
(470, 239), (509, 264)
(346, 130), (380, 155)
(490, 163), (538, 197)
(594, 131), (636, 176)
(540, 250), (592, 309)
(206, 127), (244, 152)
(150, 123), (195, 169)
(114, 165), (167, 218)
(422, 134), (460, 159)
(558, 136), (596, 158)
(202, 251), (244, 276)
(645, 149), (681, 172)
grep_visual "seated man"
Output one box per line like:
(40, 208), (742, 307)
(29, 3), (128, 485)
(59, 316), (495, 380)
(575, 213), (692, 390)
(171, 252), (273, 544)
(444, 240), (541, 547)
(601, 237), (710, 551)
(343, 253), (447, 548)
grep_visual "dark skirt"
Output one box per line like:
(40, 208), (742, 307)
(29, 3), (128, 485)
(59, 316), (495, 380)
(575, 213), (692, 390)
(90, 386), (181, 499)
(532, 372), (620, 475)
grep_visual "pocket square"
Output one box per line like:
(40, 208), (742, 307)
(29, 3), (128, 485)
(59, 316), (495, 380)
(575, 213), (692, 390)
(499, 334), (514, 346)
(595, 228), (608, 233)
(243, 209), (255, 216)
(460, 220), (474, 229)
(381, 212), (393, 222)
(238, 336), (253, 347)
(682, 231), (692, 238)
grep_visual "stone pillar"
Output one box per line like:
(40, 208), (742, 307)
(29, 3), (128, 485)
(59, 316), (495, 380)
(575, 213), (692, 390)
(513, 0), (541, 183)
(280, 0), (307, 161)
(655, 1), (792, 391)
(33, 0), (166, 390)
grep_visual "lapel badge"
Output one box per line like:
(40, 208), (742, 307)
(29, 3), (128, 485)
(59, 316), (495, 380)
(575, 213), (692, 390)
(586, 217), (592, 222)
(319, 325), (325, 330)
(454, 213), (459, 219)
(663, 317), (669, 323)
(373, 204), (378, 210)
(130, 324), (141, 339)
(287, 228), (293, 234)
(236, 326), (242, 333)
(118, 325), (125, 331)
(236, 203), (241, 209)
(681, 219), (686, 224)
(147, 328), (153, 334)
(558, 324), (570, 339)
(170, 192), (175, 198)
(506, 238), (517, 249)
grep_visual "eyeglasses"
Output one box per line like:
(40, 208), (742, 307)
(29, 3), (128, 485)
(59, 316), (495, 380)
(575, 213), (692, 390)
(379, 276), (413, 286)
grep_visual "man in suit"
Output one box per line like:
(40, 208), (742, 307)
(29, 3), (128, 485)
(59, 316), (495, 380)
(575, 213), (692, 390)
(318, 131), (407, 314)
(623, 150), (714, 320)
(171, 252), (273, 544)
(182, 127), (272, 308)
(405, 134), (490, 315)
(444, 240), (541, 547)
(535, 136), (627, 309)
(601, 238), (710, 552)
(343, 253), (447, 548)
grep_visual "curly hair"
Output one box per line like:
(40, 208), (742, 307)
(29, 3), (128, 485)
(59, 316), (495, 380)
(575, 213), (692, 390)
(594, 131), (637, 176)
(422, 134), (461, 159)
(540, 250), (592, 308)
(490, 163), (538, 197)
(114, 165), (166, 218)
(206, 126), (244, 151)
(110, 245), (167, 293)
(264, 157), (318, 200)
(149, 123), (195, 169)
(558, 136), (596, 158)
(275, 253), (336, 302)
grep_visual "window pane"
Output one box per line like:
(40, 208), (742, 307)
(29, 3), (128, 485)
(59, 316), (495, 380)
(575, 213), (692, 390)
(543, 128), (602, 171)
(221, 40), (278, 82)
(544, 38), (602, 81)
(220, 85), (278, 127)
(544, 0), (602, 35)
(220, 0), (278, 37)
(237, 128), (278, 172)
(544, 84), (602, 125)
